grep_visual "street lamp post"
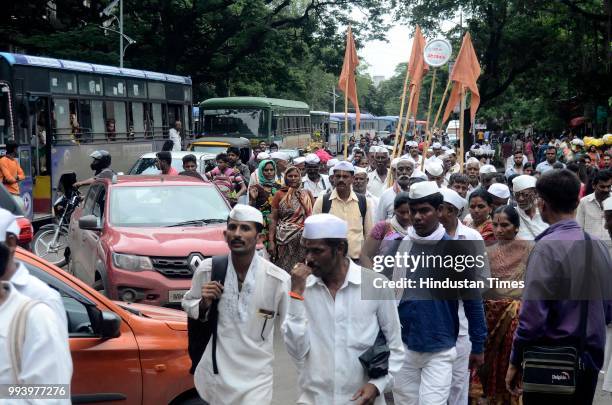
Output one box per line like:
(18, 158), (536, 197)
(100, 0), (134, 67)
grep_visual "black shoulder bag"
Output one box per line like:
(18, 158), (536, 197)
(187, 255), (228, 375)
(521, 233), (592, 395)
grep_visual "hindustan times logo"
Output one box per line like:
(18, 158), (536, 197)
(372, 252), (486, 273)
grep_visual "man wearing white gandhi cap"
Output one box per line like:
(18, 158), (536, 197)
(182, 204), (290, 404)
(487, 183), (511, 210)
(511, 175), (548, 240)
(313, 161), (374, 262)
(368, 146), (390, 198)
(391, 181), (486, 405)
(302, 153), (331, 199)
(282, 214), (404, 405)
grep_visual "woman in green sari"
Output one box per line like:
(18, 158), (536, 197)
(248, 159), (282, 255)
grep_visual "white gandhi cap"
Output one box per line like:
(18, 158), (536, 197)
(440, 188), (466, 210)
(425, 160), (444, 177)
(303, 214), (348, 239)
(270, 151), (290, 161)
(333, 161), (355, 173)
(305, 153), (320, 164)
(293, 157), (306, 165)
(257, 152), (270, 160)
(512, 175), (537, 192)
(479, 164), (497, 174)
(488, 183), (511, 199)
(409, 181), (441, 199)
(327, 158), (339, 168)
(229, 204), (264, 226)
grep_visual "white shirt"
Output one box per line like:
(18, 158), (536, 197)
(11, 262), (68, 334)
(516, 207), (548, 240)
(505, 155), (528, 170)
(367, 170), (388, 198)
(169, 128), (182, 151)
(182, 255), (289, 405)
(535, 160), (564, 174)
(576, 193), (611, 242)
(282, 261), (405, 404)
(0, 282), (72, 404)
(302, 175), (330, 199)
(376, 186), (399, 223)
(448, 221), (484, 337)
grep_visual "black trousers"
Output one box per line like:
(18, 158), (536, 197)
(522, 367), (600, 405)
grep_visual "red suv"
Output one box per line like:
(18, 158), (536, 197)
(68, 175), (230, 307)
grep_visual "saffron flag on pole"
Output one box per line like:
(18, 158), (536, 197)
(338, 27), (360, 130)
(442, 32), (481, 125)
(407, 25), (429, 117)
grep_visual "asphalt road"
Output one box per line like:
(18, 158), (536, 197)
(270, 327), (612, 405)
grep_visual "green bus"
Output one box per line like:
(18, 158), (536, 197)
(198, 97), (311, 149)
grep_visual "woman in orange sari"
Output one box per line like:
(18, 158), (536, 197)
(270, 166), (314, 272)
(466, 188), (495, 242)
(470, 205), (533, 405)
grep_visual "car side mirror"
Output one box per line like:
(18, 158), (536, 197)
(100, 311), (121, 339)
(79, 214), (102, 231)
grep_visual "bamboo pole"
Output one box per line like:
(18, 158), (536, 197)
(458, 85), (466, 174)
(420, 68), (437, 171)
(343, 80), (349, 160)
(431, 77), (452, 134)
(391, 65), (411, 160)
(399, 87), (416, 157)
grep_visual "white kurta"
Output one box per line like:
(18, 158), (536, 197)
(283, 261), (405, 404)
(0, 282), (72, 405)
(515, 207), (548, 240)
(182, 255), (290, 405)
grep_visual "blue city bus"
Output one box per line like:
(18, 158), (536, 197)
(0, 53), (193, 223)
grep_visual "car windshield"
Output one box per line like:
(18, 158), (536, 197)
(110, 185), (229, 227)
(203, 108), (268, 137)
(129, 158), (197, 175)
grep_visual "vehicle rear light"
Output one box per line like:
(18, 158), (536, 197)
(16, 217), (33, 243)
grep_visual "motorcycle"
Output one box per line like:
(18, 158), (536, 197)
(32, 173), (81, 267)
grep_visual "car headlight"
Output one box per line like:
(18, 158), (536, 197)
(112, 253), (154, 271)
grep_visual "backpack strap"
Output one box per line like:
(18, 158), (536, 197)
(209, 255), (228, 374)
(322, 192), (332, 213)
(9, 299), (42, 383)
(356, 192), (367, 230)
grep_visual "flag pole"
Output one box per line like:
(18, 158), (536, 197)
(344, 80), (349, 160)
(458, 85), (466, 174)
(421, 68), (437, 171)
(431, 74), (452, 134)
(399, 88), (416, 156)
(391, 64), (411, 160)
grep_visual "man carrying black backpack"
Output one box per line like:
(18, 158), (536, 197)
(312, 161), (374, 264)
(182, 204), (290, 404)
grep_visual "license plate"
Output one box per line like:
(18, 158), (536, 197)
(168, 290), (188, 303)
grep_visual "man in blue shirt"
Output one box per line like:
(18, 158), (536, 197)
(536, 146), (565, 174)
(391, 181), (487, 404)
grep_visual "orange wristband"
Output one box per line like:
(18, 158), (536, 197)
(289, 291), (304, 301)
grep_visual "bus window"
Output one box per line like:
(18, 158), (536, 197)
(151, 103), (163, 137)
(129, 102), (145, 139)
(69, 100), (81, 142)
(144, 103), (153, 138)
(50, 72), (77, 94)
(52, 98), (70, 142)
(0, 85), (12, 144)
(78, 100), (92, 142)
(103, 101), (126, 141)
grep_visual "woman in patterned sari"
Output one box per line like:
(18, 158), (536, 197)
(470, 205), (532, 405)
(269, 166), (313, 272)
(248, 159), (282, 255)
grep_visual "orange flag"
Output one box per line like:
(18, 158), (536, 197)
(338, 27), (360, 130)
(407, 25), (429, 117)
(442, 32), (481, 124)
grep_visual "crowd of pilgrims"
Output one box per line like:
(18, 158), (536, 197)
(176, 131), (612, 404)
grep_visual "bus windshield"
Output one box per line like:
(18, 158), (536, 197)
(203, 108), (268, 137)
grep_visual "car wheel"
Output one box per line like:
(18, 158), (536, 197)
(92, 278), (106, 296)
